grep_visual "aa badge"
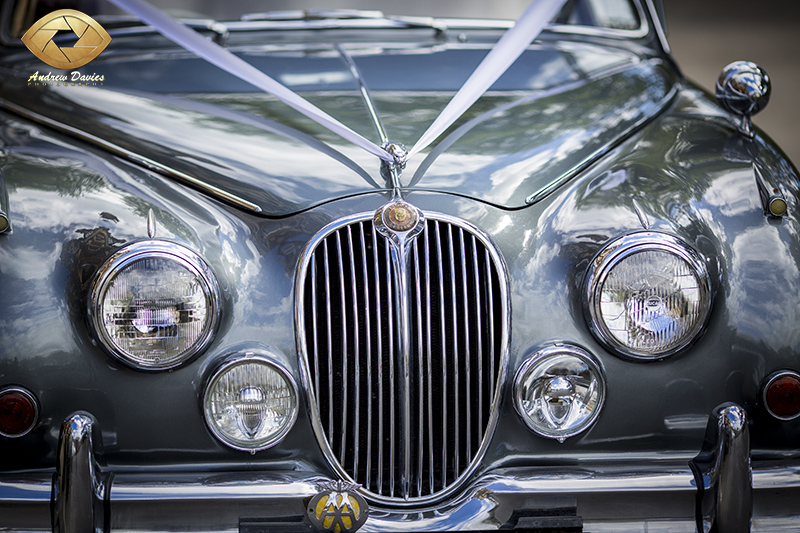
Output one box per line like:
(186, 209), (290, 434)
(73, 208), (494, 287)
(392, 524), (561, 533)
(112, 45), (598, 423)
(307, 481), (368, 533)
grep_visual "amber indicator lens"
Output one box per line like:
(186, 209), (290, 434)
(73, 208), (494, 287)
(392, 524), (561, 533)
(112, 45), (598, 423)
(0, 389), (38, 437)
(765, 374), (800, 420)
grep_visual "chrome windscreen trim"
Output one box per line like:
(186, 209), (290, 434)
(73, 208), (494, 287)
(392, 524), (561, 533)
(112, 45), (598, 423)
(295, 210), (510, 507)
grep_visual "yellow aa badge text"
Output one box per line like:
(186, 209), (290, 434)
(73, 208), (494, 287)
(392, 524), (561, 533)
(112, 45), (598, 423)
(21, 9), (110, 70)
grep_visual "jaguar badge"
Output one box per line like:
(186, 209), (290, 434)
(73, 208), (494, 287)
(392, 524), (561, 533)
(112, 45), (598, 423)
(307, 481), (368, 533)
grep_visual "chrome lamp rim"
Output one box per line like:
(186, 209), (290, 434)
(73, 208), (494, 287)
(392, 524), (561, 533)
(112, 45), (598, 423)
(584, 231), (713, 361)
(514, 344), (606, 441)
(88, 240), (221, 371)
(202, 354), (299, 452)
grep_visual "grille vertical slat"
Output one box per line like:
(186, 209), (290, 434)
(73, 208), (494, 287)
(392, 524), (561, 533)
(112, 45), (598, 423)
(346, 226), (360, 478)
(447, 224), (460, 475)
(311, 260), (320, 410)
(359, 225), (373, 491)
(486, 248), (496, 402)
(372, 229), (384, 495)
(301, 215), (505, 503)
(335, 232), (348, 465)
(423, 227), (435, 496)
(386, 235), (395, 498)
(459, 228), (471, 459)
(323, 240), (334, 440)
(472, 235), (484, 442)
(434, 220), (448, 491)
(413, 240), (424, 498)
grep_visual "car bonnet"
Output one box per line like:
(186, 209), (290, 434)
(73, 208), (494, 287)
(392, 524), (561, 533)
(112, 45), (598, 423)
(0, 39), (675, 216)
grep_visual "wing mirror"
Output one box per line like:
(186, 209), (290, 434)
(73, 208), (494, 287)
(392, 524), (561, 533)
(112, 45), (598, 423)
(716, 61), (770, 138)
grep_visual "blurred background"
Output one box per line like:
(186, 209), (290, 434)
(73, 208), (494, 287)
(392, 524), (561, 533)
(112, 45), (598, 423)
(665, 0), (800, 165)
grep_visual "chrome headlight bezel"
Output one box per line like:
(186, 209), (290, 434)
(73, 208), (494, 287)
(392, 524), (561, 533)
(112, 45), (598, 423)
(88, 240), (221, 371)
(584, 232), (712, 361)
(203, 355), (299, 452)
(514, 344), (606, 441)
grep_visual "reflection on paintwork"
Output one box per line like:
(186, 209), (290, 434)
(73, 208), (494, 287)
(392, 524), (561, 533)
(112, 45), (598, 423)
(729, 226), (800, 352)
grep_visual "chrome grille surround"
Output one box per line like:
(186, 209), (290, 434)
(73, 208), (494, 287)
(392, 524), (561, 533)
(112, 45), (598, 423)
(295, 211), (509, 506)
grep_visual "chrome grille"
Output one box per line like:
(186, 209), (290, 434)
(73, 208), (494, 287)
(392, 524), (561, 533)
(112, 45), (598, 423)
(297, 213), (506, 503)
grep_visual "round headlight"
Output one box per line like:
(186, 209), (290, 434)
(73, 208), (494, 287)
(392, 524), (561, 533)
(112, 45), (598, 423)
(89, 241), (220, 370)
(585, 232), (712, 360)
(515, 345), (605, 441)
(204, 356), (298, 451)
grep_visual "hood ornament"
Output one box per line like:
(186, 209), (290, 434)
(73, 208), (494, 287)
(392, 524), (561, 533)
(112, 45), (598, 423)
(376, 141), (424, 242)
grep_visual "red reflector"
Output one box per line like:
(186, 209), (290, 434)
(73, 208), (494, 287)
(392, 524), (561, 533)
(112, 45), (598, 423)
(765, 373), (800, 420)
(0, 389), (38, 437)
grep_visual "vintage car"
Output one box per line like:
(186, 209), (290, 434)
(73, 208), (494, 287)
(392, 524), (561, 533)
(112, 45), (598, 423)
(0, 0), (798, 531)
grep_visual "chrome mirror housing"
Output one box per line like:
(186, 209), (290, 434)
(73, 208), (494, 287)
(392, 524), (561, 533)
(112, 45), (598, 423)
(715, 61), (771, 138)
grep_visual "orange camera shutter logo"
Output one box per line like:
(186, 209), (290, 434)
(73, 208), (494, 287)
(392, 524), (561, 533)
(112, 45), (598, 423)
(22, 9), (111, 69)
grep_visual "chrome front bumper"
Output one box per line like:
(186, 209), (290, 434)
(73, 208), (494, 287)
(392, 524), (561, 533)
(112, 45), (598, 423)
(3, 405), (800, 533)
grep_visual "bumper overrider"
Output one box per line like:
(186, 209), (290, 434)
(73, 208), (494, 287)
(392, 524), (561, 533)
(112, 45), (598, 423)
(3, 405), (800, 533)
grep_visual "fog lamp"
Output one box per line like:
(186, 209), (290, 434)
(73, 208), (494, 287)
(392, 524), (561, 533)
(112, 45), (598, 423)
(89, 241), (220, 370)
(515, 345), (605, 441)
(204, 356), (298, 451)
(762, 370), (800, 420)
(585, 232), (711, 360)
(0, 387), (38, 437)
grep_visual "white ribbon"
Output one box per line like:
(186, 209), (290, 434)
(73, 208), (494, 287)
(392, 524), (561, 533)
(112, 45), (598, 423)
(408, 0), (567, 159)
(105, 0), (567, 167)
(105, 0), (393, 162)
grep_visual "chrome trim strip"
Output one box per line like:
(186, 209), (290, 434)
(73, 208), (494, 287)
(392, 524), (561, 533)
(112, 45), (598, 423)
(525, 81), (679, 205)
(294, 210), (510, 507)
(0, 99), (262, 214)
(87, 240), (221, 371)
(643, 0), (670, 53)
